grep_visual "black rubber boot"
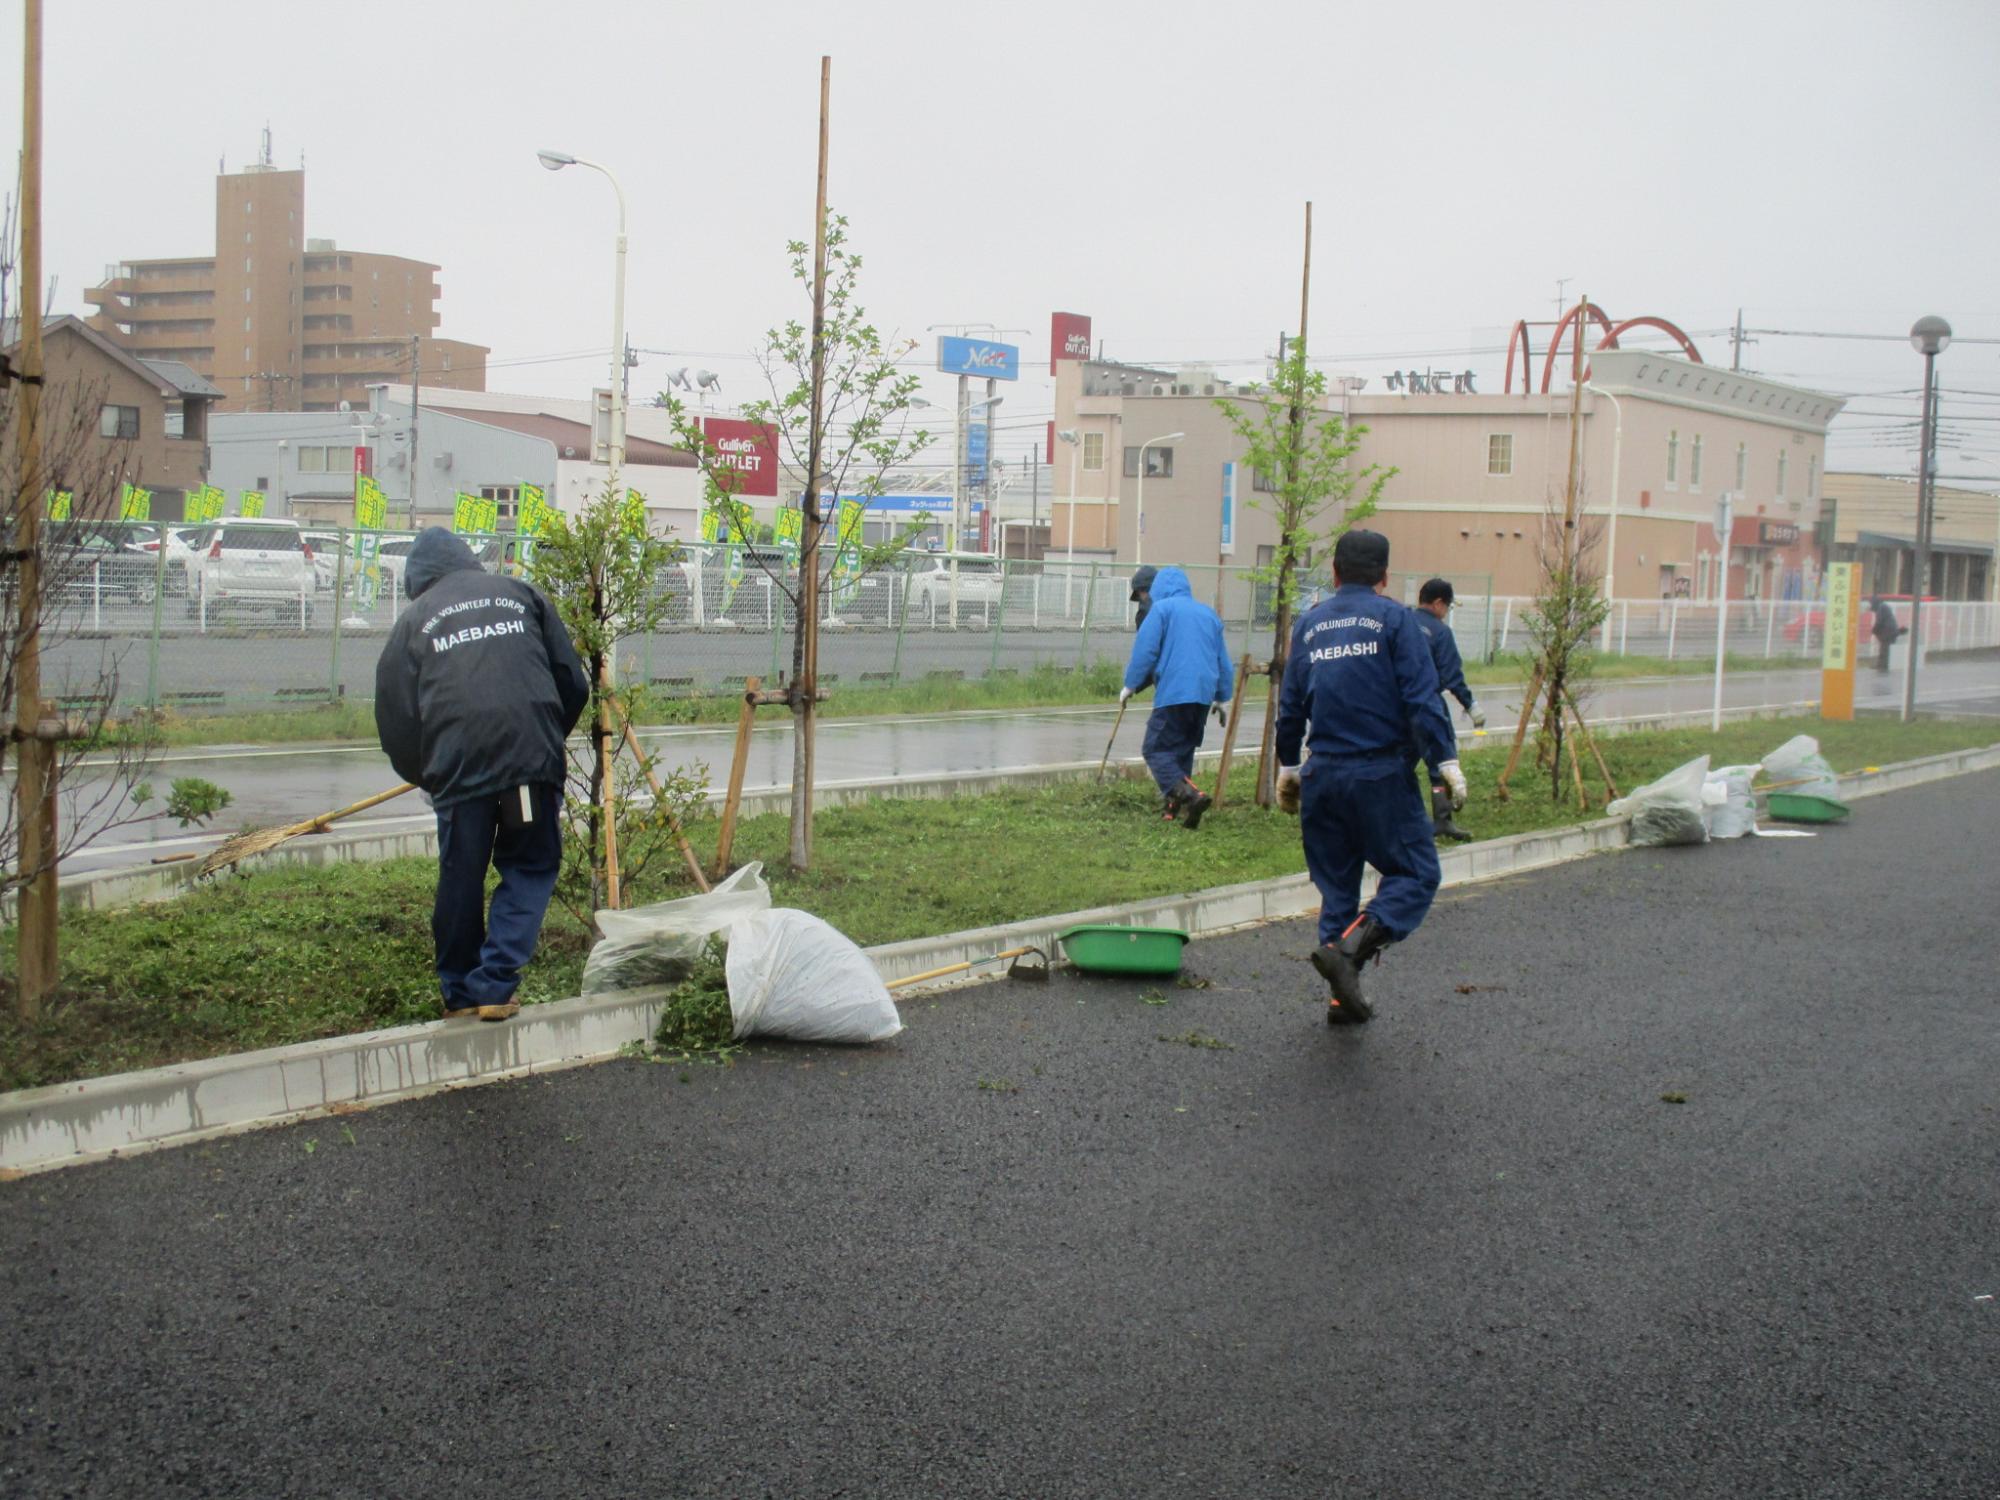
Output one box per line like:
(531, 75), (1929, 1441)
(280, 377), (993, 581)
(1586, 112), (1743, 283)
(1179, 779), (1213, 831)
(1161, 788), (1186, 823)
(1310, 913), (1392, 1024)
(1431, 785), (1474, 843)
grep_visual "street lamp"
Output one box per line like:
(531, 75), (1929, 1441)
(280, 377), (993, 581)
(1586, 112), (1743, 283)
(1056, 428), (1082, 611)
(1903, 314), (1951, 722)
(1133, 431), (1184, 566)
(537, 148), (628, 502)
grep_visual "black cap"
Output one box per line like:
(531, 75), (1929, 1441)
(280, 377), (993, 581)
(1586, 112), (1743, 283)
(1129, 565), (1158, 601)
(1333, 529), (1390, 576)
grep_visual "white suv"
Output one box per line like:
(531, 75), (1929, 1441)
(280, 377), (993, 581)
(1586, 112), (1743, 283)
(186, 519), (316, 625)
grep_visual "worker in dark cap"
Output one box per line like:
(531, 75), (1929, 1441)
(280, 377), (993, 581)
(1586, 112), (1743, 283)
(1274, 529), (1462, 1024)
(1129, 565), (1159, 630)
(1413, 577), (1484, 841)
(1120, 565), (1234, 828)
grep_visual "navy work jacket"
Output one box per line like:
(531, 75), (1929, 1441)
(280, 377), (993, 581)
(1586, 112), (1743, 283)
(1275, 584), (1456, 770)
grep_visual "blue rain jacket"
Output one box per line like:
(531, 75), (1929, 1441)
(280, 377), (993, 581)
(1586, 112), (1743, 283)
(1122, 566), (1235, 708)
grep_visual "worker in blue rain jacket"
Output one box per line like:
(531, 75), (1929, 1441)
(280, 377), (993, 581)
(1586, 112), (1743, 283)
(1275, 531), (1465, 1024)
(1120, 565), (1234, 830)
(1411, 577), (1485, 842)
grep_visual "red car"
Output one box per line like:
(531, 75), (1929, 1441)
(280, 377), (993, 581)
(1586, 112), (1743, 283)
(1780, 594), (1941, 644)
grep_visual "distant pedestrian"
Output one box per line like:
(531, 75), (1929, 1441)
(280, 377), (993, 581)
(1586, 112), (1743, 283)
(376, 529), (590, 1022)
(1869, 595), (1901, 673)
(1411, 578), (1484, 842)
(1120, 565), (1234, 829)
(1275, 530), (1462, 1023)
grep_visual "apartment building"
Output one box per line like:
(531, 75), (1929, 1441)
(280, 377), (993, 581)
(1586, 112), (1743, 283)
(84, 145), (488, 414)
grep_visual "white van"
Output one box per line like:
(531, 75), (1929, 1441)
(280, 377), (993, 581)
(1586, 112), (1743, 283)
(186, 519), (316, 624)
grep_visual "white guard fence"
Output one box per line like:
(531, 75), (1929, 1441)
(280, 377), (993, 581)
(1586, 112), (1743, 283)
(17, 523), (2000, 719)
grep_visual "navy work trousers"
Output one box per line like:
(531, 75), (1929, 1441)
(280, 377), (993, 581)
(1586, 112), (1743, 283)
(1142, 702), (1209, 799)
(1298, 757), (1441, 946)
(433, 784), (563, 1010)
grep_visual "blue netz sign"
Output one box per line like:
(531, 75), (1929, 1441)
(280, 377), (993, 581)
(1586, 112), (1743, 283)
(836, 494), (983, 515)
(937, 336), (1019, 381)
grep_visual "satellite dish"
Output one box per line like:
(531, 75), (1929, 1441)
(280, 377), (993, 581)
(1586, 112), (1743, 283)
(337, 399), (352, 412)
(695, 370), (721, 392)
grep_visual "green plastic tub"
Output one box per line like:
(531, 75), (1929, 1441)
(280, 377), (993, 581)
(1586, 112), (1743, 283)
(1765, 791), (1851, 824)
(1057, 924), (1189, 975)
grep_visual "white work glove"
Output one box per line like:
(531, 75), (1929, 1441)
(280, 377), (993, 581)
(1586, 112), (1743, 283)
(1439, 759), (1468, 810)
(1118, 687), (1134, 705)
(1469, 705), (1487, 730)
(1276, 765), (1302, 815)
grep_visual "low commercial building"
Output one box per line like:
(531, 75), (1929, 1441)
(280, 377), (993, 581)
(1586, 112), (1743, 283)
(1050, 337), (1846, 606)
(1819, 472), (1996, 601)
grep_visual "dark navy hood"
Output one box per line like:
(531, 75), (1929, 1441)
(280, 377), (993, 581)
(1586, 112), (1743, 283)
(405, 527), (482, 599)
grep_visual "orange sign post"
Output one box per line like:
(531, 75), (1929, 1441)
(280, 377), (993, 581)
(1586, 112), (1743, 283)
(1820, 562), (1858, 721)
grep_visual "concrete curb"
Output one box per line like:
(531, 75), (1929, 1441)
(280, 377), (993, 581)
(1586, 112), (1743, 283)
(5, 742), (1995, 1177)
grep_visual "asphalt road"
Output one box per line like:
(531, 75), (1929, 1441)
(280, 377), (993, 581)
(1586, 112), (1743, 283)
(45, 657), (2000, 873)
(5, 773), (1996, 1498)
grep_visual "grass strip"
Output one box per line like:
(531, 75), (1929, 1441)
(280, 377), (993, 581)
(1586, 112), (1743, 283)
(2, 715), (1992, 1091)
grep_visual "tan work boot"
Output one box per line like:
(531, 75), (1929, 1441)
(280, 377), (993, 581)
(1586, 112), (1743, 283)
(476, 999), (522, 1022)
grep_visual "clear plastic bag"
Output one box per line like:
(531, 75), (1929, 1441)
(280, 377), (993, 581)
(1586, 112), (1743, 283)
(1608, 755), (1716, 846)
(1704, 762), (1762, 840)
(1763, 734), (1840, 800)
(580, 862), (770, 996)
(725, 908), (903, 1044)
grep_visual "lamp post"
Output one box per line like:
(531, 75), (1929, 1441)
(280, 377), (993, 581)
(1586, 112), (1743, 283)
(1133, 431), (1185, 566)
(1056, 427), (1081, 615)
(1903, 315), (1951, 722)
(1590, 385), (1625, 650)
(537, 149), (628, 501)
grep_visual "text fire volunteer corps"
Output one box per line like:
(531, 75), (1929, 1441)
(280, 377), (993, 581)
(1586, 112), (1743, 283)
(1304, 612), (1383, 662)
(423, 594), (529, 654)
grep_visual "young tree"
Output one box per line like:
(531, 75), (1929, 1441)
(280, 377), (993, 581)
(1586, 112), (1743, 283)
(1214, 340), (1393, 805)
(528, 488), (704, 917)
(665, 211), (927, 872)
(1522, 507), (1610, 804)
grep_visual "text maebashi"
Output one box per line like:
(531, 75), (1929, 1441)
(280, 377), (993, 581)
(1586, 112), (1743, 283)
(421, 595), (527, 634)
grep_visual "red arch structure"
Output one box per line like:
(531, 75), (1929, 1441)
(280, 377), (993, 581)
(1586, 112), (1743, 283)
(1504, 303), (1704, 393)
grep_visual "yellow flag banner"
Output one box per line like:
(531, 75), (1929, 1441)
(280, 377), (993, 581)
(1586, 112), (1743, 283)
(239, 490), (265, 518)
(353, 475), (388, 531)
(47, 490), (73, 522)
(517, 484), (552, 537)
(453, 493), (482, 533)
(119, 484), (152, 522)
(196, 484), (227, 522)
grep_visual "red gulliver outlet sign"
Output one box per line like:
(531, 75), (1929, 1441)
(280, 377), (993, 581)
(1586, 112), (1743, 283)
(700, 417), (780, 499)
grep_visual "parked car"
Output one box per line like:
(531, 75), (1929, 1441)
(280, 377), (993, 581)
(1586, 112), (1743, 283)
(300, 530), (344, 593)
(185, 519), (316, 623)
(909, 555), (1004, 621)
(127, 524), (215, 596)
(30, 524), (161, 606)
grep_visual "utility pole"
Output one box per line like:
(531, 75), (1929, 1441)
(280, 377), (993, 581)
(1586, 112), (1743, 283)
(1731, 308), (1748, 373)
(407, 334), (421, 528)
(12, 0), (56, 1016)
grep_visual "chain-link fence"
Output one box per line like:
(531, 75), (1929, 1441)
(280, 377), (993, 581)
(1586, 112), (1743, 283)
(30, 524), (2000, 720)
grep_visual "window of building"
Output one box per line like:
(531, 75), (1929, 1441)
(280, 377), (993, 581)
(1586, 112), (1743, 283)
(1251, 464), (1278, 493)
(1807, 454), (1818, 501)
(297, 445), (326, 472)
(1487, 432), (1514, 476)
(244, 230), (252, 244)
(244, 257), (252, 273)
(244, 287), (253, 302)
(1776, 449), (1788, 499)
(1735, 440), (1747, 492)
(243, 316), (252, 332)
(1690, 434), (1704, 491)
(99, 404), (139, 440)
(1666, 430), (1679, 485)
(480, 485), (520, 520)
(1696, 551), (1711, 600)
(256, 475), (269, 489)
(1123, 445), (1174, 479)
(1081, 432), (1105, 472)
(327, 446), (354, 475)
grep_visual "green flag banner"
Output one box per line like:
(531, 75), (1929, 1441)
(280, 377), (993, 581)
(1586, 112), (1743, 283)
(453, 493), (482, 533)
(239, 490), (265, 518)
(47, 490), (73, 522)
(774, 505), (803, 545)
(353, 474), (388, 531)
(518, 483), (552, 537)
(195, 484), (226, 522)
(119, 483), (152, 522)
(352, 475), (388, 607)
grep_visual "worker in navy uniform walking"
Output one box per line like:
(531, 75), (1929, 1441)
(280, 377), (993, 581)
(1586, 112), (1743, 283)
(1411, 577), (1485, 842)
(1275, 531), (1465, 1023)
(1121, 565), (1235, 829)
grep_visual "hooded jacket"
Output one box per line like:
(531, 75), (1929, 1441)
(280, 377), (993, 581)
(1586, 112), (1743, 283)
(1122, 566), (1235, 709)
(374, 528), (590, 807)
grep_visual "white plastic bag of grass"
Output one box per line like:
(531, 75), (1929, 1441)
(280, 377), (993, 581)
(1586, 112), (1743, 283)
(1704, 763), (1762, 840)
(1763, 734), (1841, 800)
(1608, 755), (1718, 847)
(581, 862), (771, 996)
(725, 908), (902, 1044)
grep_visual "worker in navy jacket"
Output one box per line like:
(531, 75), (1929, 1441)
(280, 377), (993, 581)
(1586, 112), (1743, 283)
(376, 529), (589, 1022)
(1121, 565), (1235, 830)
(1411, 577), (1485, 842)
(1275, 531), (1464, 1024)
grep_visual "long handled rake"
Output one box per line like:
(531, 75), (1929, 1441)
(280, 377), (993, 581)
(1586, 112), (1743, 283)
(194, 782), (417, 877)
(1097, 699), (1130, 783)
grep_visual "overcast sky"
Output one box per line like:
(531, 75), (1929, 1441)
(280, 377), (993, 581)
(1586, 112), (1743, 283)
(5, 0), (1997, 483)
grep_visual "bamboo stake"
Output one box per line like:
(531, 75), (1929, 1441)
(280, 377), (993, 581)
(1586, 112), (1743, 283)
(1565, 720), (1589, 809)
(1563, 683), (1620, 802)
(1494, 664), (1545, 803)
(604, 692), (710, 894)
(1255, 202), (1314, 809)
(596, 656), (621, 909)
(710, 675), (761, 881)
(1210, 654), (1254, 810)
